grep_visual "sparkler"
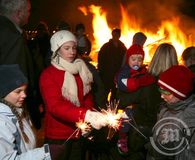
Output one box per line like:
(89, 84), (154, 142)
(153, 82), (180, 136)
(66, 120), (91, 142)
(100, 100), (124, 139)
(101, 101), (122, 130)
(66, 100), (147, 142)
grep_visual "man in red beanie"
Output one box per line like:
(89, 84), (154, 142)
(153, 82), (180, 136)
(115, 44), (155, 155)
(148, 65), (195, 159)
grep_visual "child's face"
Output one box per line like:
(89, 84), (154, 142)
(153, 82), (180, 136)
(4, 85), (27, 107)
(128, 54), (143, 70)
(159, 87), (180, 104)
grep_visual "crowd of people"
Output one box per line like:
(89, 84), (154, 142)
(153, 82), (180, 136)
(1, 0), (195, 160)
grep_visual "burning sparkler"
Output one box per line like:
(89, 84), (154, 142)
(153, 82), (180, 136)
(66, 100), (147, 142)
(101, 101), (122, 130)
(66, 120), (91, 142)
(100, 100), (124, 139)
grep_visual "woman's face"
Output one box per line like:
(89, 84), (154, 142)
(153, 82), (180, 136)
(4, 85), (27, 107)
(58, 41), (77, 62)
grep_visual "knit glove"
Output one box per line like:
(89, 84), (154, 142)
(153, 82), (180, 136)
(84, 110), (107, 130)
(124, 74), (155, 92)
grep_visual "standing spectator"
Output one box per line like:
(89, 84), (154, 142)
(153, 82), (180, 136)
(148, 65), (195, 160)
(98, 28), (127, 102)
(117, 43), (179, 159)
(27, 21), (52, 117)
(39, 30), (106, 160)
(122, 32), (147, 65)
(33, 21), (51, 68)
(0, 64), (52, 160)
(116, 44), (155, 155)
(182, 46), (195, 72)
(56, 20), (71, 31)
(75, 23), (91, 56)
(0, 0), (41, 129)
(132, 32), (147, 47)
(181, 46), (195, 93)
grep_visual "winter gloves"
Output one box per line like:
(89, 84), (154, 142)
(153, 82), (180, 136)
(84, 110), (107, 130)
(124, 74), (155, 92)
(116, 65), (155, 92)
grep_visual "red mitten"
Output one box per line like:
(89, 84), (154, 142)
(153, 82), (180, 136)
(136, 74), (155, 87)
(126, 78), (138, 92)
(127, 74), (155, 92)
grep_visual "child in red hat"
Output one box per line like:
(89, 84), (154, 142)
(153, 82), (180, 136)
(116, 42), (155, 155)
(149, 65), (195, 159)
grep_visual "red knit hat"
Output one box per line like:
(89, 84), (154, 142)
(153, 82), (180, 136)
(126, 44), (145, 64)
(158, 65), (193, 100)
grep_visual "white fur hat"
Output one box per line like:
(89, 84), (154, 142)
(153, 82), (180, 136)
(50, 30), (77, 53)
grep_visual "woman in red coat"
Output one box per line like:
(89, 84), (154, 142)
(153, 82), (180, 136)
(39, 30), (106, 160)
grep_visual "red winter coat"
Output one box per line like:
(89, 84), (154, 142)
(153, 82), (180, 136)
(39, 65), (94, 140)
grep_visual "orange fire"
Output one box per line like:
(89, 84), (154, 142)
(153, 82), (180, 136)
(80, 5), (194, 64)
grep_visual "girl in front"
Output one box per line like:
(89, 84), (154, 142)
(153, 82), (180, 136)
(0, 64), (51, 160)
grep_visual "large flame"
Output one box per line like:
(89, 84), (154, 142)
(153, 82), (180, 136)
(80, 5), (194, 64)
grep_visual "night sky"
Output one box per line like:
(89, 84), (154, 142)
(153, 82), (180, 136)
(28, 0), (195, 39)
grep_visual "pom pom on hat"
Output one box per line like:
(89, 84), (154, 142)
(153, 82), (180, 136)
(126, 44), (145, 64)
(0, 64), (28, 98)
(158, 65), (193, 100)
(50, 30), (77, 53)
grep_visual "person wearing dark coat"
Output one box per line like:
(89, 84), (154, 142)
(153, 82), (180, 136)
(117, 43), (179, 160)
(181, 46), (195, 93)
(0, 0), (41, 129)
(98, 28), (127, 102)
(116, 44), (155, 155)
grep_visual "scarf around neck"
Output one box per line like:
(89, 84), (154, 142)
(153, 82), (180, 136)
(51, 55), (93, 106)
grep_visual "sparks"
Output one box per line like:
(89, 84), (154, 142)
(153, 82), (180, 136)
(66, 120), (91, 142)
(100, 100), (124, 139)
(102, 108), (122, 130)
(76, 120), (90, 131)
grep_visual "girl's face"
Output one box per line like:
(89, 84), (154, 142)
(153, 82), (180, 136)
(4, 85), (27, 107)
(159, 88), (180, 104)
(58, 41), (77, 62)
(128, 54), (143, 69)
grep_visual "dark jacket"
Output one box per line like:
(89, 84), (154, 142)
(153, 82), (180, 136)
(0, 15), (41, 129)
(0, 15), (35, 89)
(117, 82), (163, 159)
(188, 64), (195, 93)
(98, 39), (127, 91)
(118, 82), (162, 128)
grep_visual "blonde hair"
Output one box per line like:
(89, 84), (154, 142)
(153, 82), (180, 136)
(148, 43), (178, 76)
(0, 99), (29, 143)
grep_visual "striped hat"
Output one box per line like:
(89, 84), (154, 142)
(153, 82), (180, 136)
(158, 65), (193, 100)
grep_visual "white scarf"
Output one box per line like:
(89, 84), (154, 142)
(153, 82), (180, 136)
(51, 55), (93, 106)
